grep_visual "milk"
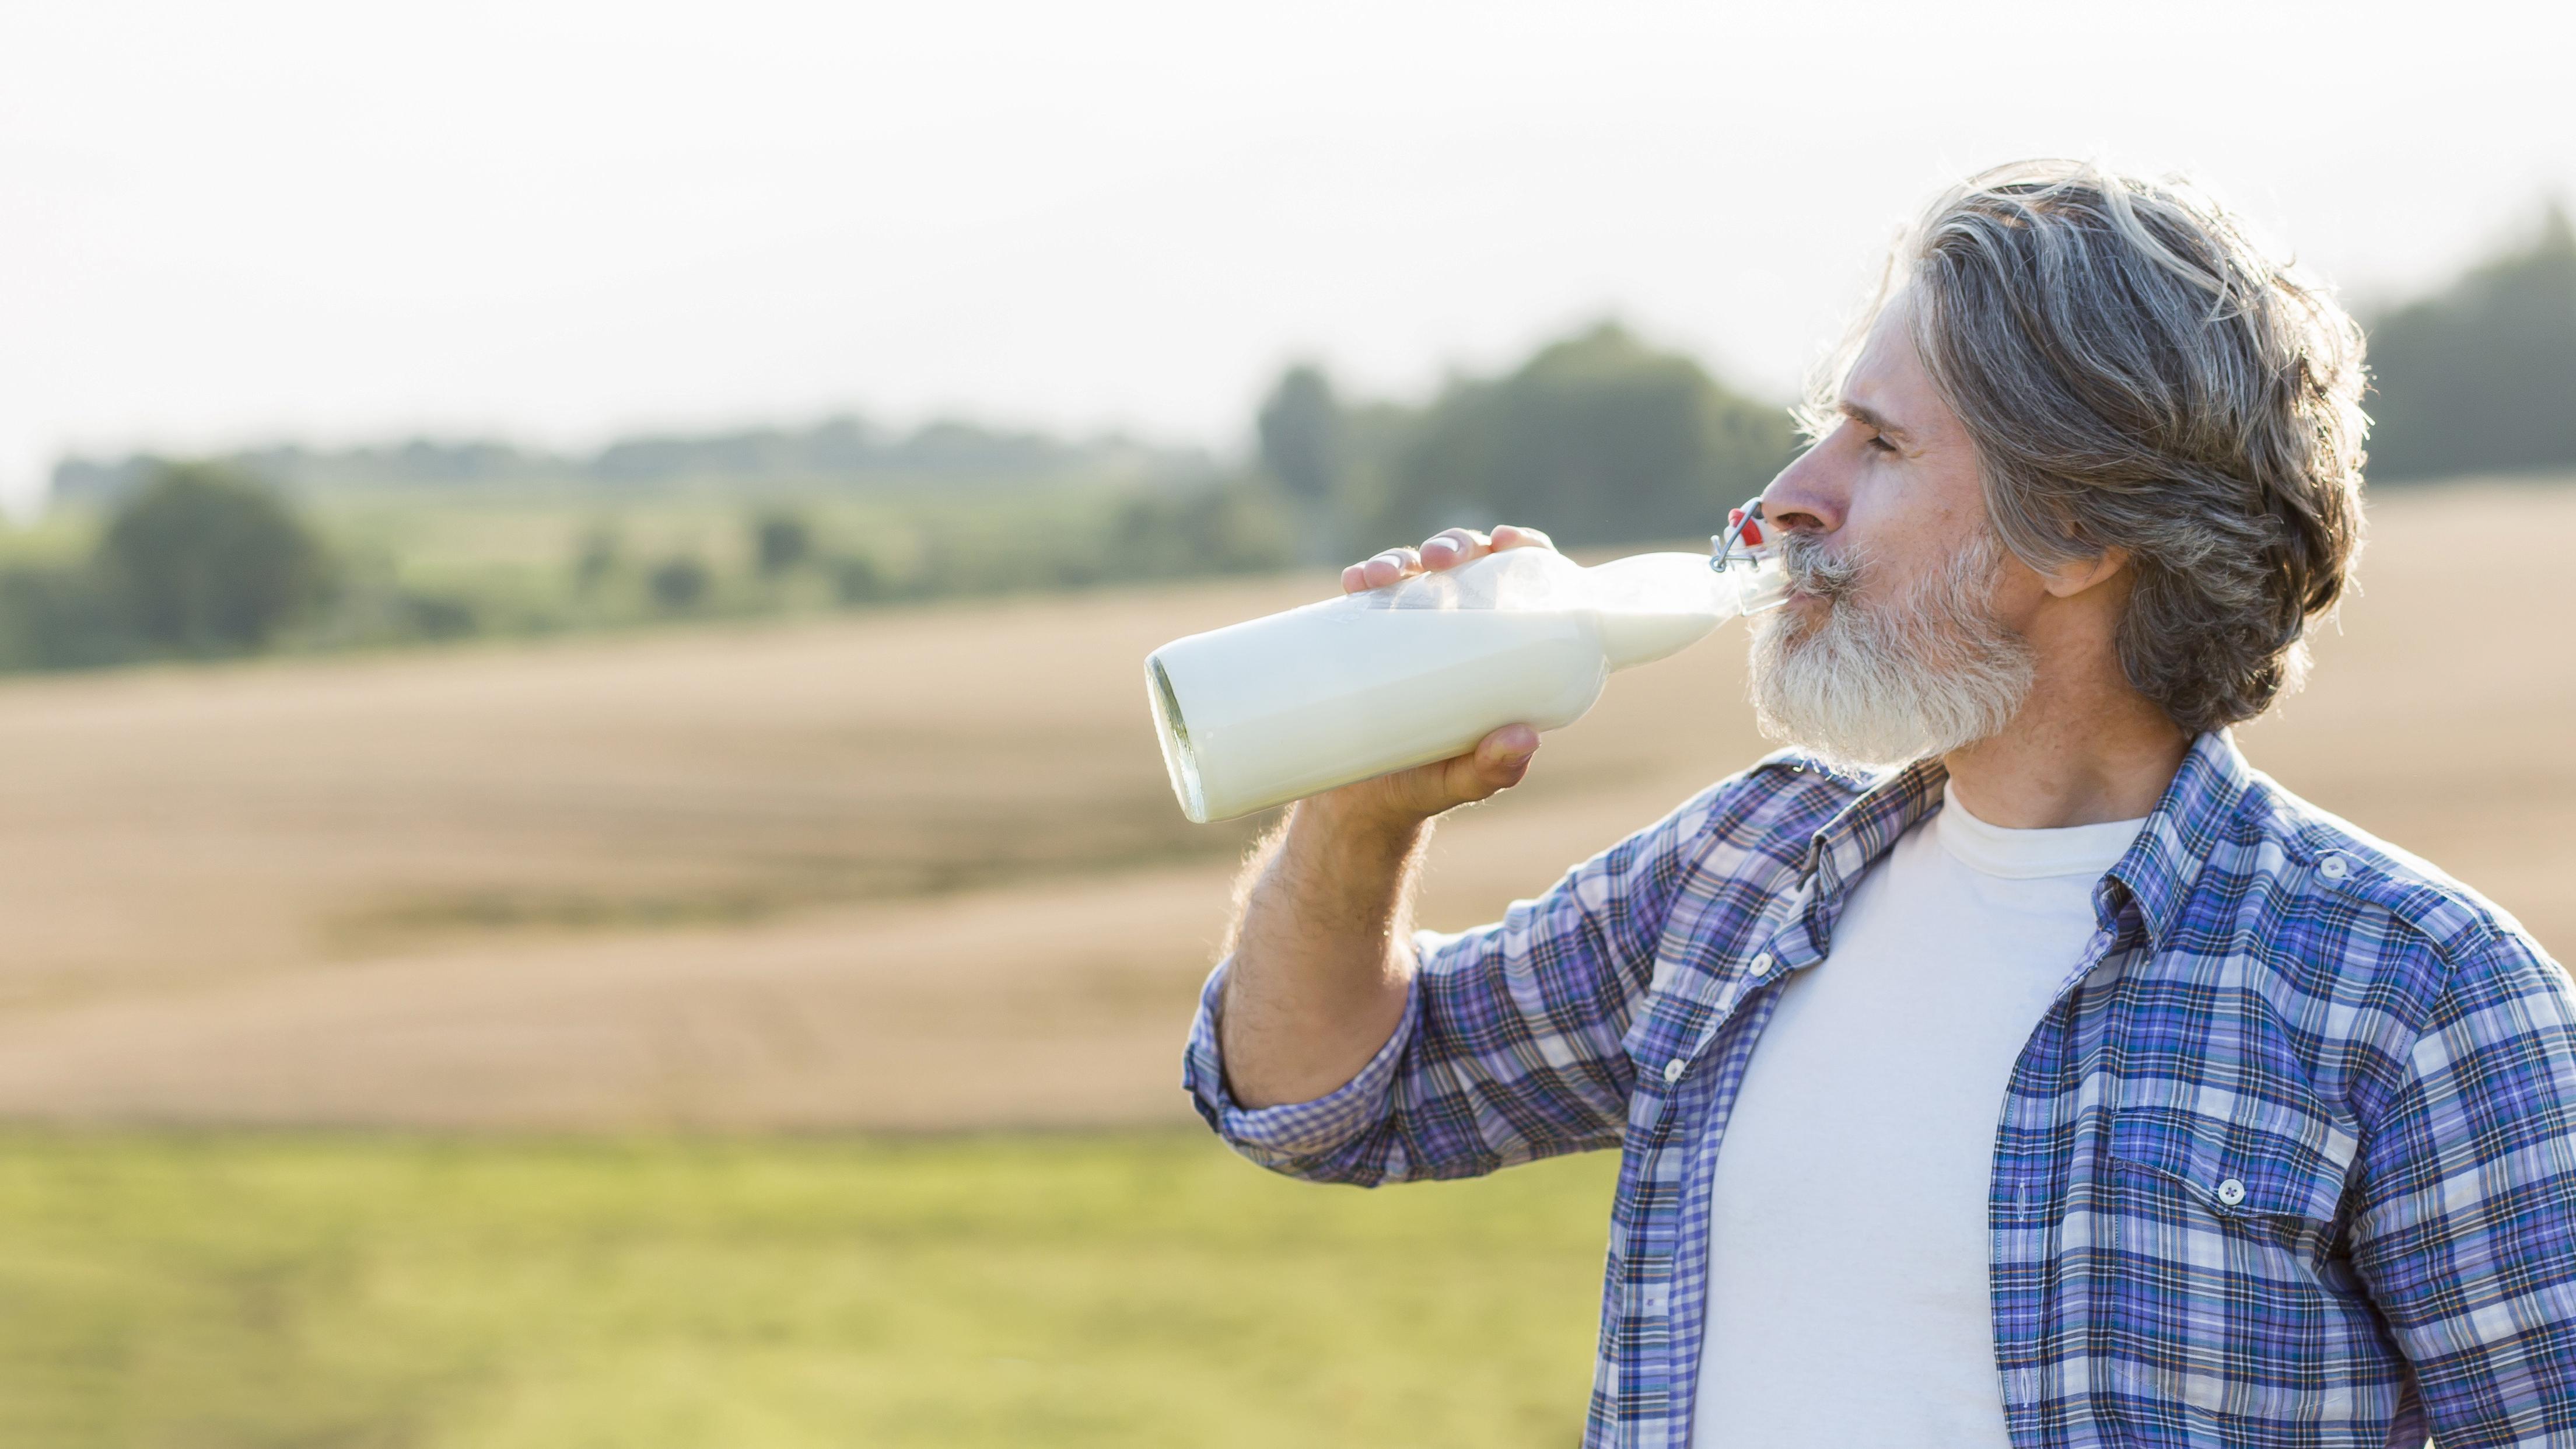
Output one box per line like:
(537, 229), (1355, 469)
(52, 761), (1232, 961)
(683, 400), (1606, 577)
(1146, 544), (1784, 823)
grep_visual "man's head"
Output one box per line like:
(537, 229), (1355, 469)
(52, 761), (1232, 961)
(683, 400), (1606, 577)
(1748, 159), (2370, 772)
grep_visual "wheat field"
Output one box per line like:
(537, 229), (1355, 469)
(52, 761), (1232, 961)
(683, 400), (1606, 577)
(0, 480), (2563, 1130)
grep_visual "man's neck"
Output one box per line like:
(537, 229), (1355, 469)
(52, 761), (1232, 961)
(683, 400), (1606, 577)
(1938, 671), (2190, 831)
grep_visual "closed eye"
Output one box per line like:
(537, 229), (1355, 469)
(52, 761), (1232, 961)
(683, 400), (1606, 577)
(1838, 401), (1912, 455)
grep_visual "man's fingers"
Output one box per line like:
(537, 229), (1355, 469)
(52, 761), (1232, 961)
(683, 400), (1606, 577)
(1347, 547), (1422, 592)
(1367, 547), (1422, 589)
(1341, 526), (1549, 594)
(1340, 526), (1542, 595)
(1419, 527), (1493, 570)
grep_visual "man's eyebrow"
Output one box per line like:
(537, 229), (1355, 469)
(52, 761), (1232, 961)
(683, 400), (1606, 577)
(1838, 400), (1912, 441)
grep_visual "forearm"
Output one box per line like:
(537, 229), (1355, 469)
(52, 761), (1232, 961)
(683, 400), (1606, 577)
(1217, 794), (1432, 1109)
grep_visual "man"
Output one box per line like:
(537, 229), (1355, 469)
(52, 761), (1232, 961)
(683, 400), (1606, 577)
(1181, 159), (2576, 1447)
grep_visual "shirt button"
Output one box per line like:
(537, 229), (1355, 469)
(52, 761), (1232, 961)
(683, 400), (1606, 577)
(1662, 1058), (1686, 1084)
(2318, 853), (2349, 880)
(2216, 1178), (2248, 1207)
(1749, 953), (1774, 975)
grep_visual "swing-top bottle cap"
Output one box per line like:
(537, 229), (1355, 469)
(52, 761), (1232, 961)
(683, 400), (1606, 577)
(1710, 498), (1791, 614)
(1710, 498), (1780, 572)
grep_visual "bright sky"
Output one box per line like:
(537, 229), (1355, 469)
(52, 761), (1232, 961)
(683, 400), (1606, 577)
(2, 0), (2569, 513)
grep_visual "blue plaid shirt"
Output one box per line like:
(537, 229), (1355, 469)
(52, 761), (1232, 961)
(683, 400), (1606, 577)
(1184, 732), (2576, 1447)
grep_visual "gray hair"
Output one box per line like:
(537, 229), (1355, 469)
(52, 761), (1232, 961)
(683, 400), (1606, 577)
(1803, 160), (2370, 734)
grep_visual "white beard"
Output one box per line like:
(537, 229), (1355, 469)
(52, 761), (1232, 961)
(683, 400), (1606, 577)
(1746, 528), (2035, 774)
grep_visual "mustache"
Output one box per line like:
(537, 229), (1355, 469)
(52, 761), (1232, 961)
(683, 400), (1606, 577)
(1778, 531), (1863, 598)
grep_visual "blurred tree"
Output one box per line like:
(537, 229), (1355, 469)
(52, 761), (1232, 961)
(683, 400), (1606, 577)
(752, 512), (814, 576)
(1111, 485), (1296, 579)
(1390, 322), (1797, 547)
(647, 556), (711, 611)
(573, 523), (622, 593)
(2367, 202), (2576, 481)
(831, 555), (886, 604)
(0, 563), (137, 670)
(1326, 399), (1430, 551)
(1257, 364), (1351, 564)
(398, 590), (480, 640)
(99, 463), (327, 654)
(1257, 365), (1345, 504)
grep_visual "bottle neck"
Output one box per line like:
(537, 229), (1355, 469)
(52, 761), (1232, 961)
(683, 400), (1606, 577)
(1595, 607), (1724, 670)
(1582, 552), (1740, 670)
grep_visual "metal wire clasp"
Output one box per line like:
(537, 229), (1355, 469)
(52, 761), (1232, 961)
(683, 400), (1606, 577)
(1709, 496), (1772, 574)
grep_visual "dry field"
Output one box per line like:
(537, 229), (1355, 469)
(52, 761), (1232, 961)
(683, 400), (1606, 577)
(0, 480), (2564, 1129)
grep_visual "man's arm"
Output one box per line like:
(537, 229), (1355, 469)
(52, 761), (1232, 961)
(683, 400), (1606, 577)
(1212, 523), (1552, 1110)
(1183, 524), (1723, 1185)
(2350, 929), (2576, 1443)
(1186, 756), (1746, 1186)
(1217, 727), (1536, 1110)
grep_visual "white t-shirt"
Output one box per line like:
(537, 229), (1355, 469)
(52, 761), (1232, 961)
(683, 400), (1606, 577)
(1689, 785), (2146, 1447)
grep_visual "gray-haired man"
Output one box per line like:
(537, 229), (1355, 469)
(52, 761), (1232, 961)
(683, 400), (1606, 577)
(1184, 160), (2576, 1446)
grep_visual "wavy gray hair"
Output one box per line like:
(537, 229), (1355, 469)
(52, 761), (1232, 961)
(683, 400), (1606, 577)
(1803, 160), (2370, 734)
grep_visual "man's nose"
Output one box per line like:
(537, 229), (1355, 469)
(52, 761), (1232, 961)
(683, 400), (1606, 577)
(1758, 436), (1847, 535)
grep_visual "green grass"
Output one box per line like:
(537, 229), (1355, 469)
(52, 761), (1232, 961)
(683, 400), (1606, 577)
(307, 477), (1146, 585)
(0, 1130), (1618, 1448)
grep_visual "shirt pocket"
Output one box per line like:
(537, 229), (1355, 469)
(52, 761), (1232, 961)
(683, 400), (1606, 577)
(2108, 1100), (2354, 1236)
(2098, 1096), (2395, 1428)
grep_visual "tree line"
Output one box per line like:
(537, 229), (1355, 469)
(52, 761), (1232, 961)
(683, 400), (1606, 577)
(1256, 321), (1795, 558)
(0, 464), (1306, 673)
(8, 201), (2570, 676)
(2361, 202), (2576, 482)
(51, 418), (1210, 505)
(2, 320), (1788, 674)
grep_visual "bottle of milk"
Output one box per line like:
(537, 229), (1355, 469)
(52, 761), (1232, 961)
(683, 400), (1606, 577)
(1144, 505), (1790, 823)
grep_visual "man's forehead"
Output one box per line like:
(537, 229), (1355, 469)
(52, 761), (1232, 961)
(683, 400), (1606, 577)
(1839, 297), (1933, 432)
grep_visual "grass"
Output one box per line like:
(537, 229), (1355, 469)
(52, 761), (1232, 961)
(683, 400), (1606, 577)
(0, 1129), (1616, 1449)
(306, 480), (1132, 601)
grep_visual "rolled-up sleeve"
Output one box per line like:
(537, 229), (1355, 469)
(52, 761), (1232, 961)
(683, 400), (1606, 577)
(1179, 773), (1750, 1188)
(1183, 957), (1423, 1163)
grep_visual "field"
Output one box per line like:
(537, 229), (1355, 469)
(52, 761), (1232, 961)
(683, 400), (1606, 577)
(0, 478), (2564, 1130)
(0, 478), (2566, 1446)
(0, 1130), (1616, 1448)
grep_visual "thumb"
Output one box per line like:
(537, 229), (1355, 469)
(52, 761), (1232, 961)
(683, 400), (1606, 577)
(1440, 724), (1540, 803)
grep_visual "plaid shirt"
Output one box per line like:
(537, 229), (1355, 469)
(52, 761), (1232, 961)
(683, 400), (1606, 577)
(1184, 731), (2576, 1447)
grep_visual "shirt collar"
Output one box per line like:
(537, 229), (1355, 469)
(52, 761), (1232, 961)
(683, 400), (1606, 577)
(1802, 755), (1948, 904)
(1798, 730), (2252, 953)
(2099, 730), (2257, 950)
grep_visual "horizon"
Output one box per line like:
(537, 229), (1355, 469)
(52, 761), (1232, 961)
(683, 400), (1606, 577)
(6, 0), (2572, 515)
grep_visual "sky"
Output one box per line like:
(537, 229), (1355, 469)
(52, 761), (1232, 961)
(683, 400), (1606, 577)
(2, 0), (2570, 514)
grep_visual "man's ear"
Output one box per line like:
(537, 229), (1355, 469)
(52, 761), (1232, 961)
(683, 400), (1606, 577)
(2042, 545), (2129, 599)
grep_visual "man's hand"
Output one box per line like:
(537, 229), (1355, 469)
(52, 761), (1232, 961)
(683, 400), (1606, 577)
(1216, 523), (1562, 1109)
(1315, 524), (1561, 827)
(1336, 522), (1558, 594)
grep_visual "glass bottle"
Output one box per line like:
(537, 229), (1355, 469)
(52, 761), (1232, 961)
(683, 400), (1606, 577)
(1144, 503), (1788, 823)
